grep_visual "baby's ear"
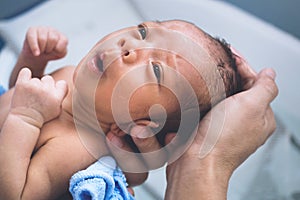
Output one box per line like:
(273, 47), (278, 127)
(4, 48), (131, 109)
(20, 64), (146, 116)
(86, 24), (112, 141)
(130, 120), (160, 139)
(110, 120), (159, 137)
(134, 119), (160, 128)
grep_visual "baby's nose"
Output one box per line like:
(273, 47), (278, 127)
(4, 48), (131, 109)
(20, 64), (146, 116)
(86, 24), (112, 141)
(118, 38), (138, 64)
(122, 50), (137, 63)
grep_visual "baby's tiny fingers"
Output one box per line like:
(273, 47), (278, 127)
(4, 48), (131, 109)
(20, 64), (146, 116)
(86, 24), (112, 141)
(37, 27), (48, 54)
(55, 34), (68, 54)
(16, 68), (32, 84)
(45, 29), (59, 53)
(26, 27), (40, 56)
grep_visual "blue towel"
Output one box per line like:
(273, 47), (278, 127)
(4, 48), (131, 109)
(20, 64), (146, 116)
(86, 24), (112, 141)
(0, 85), (6, 96)
(69, 156), (135, 200)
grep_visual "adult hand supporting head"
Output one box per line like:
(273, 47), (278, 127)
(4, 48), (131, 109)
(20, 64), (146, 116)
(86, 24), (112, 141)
(164, 55), (278, 199)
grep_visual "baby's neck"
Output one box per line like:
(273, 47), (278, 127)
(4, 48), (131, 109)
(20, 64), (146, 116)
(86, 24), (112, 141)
(61, 88), (111, 135)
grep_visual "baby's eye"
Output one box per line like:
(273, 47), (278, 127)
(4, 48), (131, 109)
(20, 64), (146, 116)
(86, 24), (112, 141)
(96, 57), (104, 72)
(138, 24), (147, 40)
(151, 62), (161, 84)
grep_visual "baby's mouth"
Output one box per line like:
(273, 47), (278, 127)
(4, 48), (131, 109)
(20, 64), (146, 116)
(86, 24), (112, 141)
(87, 54), (105, 75)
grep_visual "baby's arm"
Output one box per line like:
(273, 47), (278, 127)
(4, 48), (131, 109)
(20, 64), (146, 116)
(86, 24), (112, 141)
(9, 27), (68, 88)
(0, 68), (68, 199)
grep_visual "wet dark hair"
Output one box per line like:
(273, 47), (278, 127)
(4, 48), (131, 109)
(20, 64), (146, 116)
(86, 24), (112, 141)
(154, 20), (242, 97)
(214, 37), (242, 96)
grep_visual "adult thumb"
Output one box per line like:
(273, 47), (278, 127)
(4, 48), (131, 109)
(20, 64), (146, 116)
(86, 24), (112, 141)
(247, 68), (278, 105)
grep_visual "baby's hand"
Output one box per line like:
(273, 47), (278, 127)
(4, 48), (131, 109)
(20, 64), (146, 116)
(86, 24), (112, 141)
(22, 26), (68, 61)
(11, 68), (68, 127)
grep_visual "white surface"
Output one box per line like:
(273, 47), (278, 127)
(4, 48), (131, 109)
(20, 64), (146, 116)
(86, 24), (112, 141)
(1, 0), (300, 199)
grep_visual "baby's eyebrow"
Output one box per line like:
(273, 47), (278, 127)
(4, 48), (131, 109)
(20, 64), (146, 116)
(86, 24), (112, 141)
(141, 20), (162, 26)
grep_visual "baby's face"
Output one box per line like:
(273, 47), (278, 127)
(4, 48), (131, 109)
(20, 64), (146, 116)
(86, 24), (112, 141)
(73, 20), (222, 134)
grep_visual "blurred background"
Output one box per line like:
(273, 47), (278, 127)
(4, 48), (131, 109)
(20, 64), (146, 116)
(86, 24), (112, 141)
(223, 0), (300, 40)
(1, 0), (300, 49)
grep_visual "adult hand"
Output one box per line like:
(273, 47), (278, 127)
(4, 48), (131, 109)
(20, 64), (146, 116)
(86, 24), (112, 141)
(106, 53), (278, 195)
(164, 55), (278, 199)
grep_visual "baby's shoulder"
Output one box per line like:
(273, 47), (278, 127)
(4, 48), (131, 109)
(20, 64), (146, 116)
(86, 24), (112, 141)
(51, 65), (76, 84)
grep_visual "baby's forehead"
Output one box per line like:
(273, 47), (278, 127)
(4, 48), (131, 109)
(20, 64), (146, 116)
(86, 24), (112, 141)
(160, 20), (206, 38)
(159, 20), (195, 29)
(173, 56), (208, 92)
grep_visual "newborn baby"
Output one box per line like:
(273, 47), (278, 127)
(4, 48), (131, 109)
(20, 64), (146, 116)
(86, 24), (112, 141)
(0, 20), (241, 200)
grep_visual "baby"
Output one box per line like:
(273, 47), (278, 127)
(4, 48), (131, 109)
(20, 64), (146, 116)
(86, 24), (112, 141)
(0, 20), (241, 199)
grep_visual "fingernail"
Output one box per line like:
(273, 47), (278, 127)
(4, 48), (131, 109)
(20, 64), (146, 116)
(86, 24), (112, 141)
(230, 47), (241, 57)
(137, 130), (150, 139)
(265, 68), (276, 80)
(131, 126), (151, 139)
(230, 46), (246, 60)
(110, 135), (124, 148)
(34, 50), (40, 56)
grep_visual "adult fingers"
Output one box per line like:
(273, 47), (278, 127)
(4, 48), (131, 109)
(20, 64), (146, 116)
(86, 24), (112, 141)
(246, 68), (278, 105)
(230, 46), (256, 77)
(231, 47), (257, 90)
(164, 133), (177, 145)
(263, 106), (277, 140)
(123, 172), (148, 187)
(130, 126), (167, 169)
(235, 57), (257, 90)
(41, 75), (55, 87)
(106, 132), (148, 173)
(106, 132), (149, 186)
